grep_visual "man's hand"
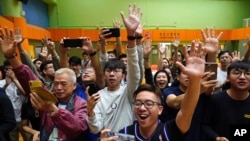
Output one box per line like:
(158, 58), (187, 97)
(32, 131), (40, 141)
(80, 37), (95, 54)
(216, 136), (229, 141)
(172, 36), (180, 48)
(86, 86), (100, 117)
(135, 23), (144, 35)
(158, 43), (166, 55)
(201, 27), (223, 54)
(30, 92), (58, 114)
(120, 4), (142, 35)
(176, 41), (206, 79)
(200, 72), (218, 95)
(143, 40), (153, 58)
(100, 129), (119, 141)
(0, 27), (17, 57)
(231, 50), (240, 62)
(113, 18), (122, 28)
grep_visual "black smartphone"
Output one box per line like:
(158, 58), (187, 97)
(86, 83), (98, 96)
(63, 39), (83, 48)
(205, 62), (218, 80)
(102, 28), (120, 38)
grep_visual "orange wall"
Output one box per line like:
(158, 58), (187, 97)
(1, 15), (250, 58)
(48, 28), (250, 42)
(0, 16), (51, 59)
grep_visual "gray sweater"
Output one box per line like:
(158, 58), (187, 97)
(87, 47), (140, 133)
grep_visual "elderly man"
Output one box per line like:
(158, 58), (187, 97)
(0, 28), (88, 141)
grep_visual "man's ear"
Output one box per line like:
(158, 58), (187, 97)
(73, 82), (77, 90)
(158, 106), (163, 115)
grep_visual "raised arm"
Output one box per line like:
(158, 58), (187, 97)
(98, 30), (109, 70)
(6, 69), (26, 96)
(135, 23), (145, 85)
(120, 4), (142, 100)
(143, 39), (154, 85)
(113, 18), (122, 58)
(81, 37), (105, 89)
(0, 27), (39, 95)
(242, 35), (250, 60)
(47, 40), (60, 70)
(175, 42), (206, 134)
(59, 38), (70, 68)
(157, 43), (166, 70)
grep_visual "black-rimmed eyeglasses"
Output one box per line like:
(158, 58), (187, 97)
(133, 100), (162, 109)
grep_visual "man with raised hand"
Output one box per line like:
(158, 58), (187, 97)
(87, 4), (141, 133)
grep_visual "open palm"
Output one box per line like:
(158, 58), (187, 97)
(0, 28), (17, 56)
(176, 42), (206, 78)
(120, 4), (142, 34)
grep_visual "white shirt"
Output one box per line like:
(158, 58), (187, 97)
(0, 80), (26, 122)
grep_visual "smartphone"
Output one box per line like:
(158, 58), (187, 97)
(106, 132), (135, 141)
(86, 83), (98, 96)
(205, 62), (218, 80)
(102, 28), (120, 38)
(29, 80), (58, 103)
(63, 39), (83, 48)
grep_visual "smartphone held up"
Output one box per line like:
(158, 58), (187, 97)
(63, 39), (83, 48)
(102, 28), (120, 38)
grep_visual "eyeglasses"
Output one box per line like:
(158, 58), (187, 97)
(105, 68), (123, 74)
(231, 69), (250, 78)
(133, 100), (162, 109)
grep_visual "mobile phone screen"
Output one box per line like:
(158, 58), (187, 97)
(205, 62), (218, 80)
(86, 83), (98, 96)
(102, 28), (120, 38)
(63, 39), (83, 48)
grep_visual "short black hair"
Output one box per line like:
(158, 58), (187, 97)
(33, 58), (42, 64)
(153, 69), (170, 88)
(133, 84), (162, 105)
(107, 50), (116, 56)
(217, 50), (232, 59)
(40, 60), (53, 71)
(82, 52), (88, 56)
(118, 54), (127, 60)
(68, 56), (81, 65)
(227, 60), (250, 75)
(103, 58), (125, 74)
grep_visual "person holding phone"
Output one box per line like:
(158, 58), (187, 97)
(202, 60), (250, 141)
(0, 28), (89, 141)
(86, 4), (141, 134)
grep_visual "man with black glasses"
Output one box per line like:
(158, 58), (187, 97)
(99, 41), (206, 141)
(202, 60), (250, 141)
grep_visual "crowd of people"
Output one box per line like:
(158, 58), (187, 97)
(0, 4), (250, 141)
